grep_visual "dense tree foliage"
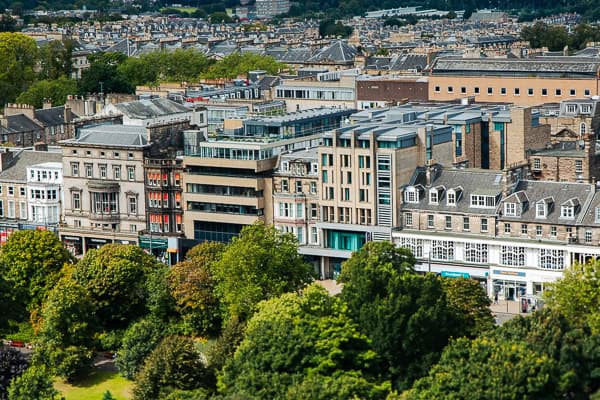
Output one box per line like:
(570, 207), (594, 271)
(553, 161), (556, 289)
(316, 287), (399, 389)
(521, 22), (600, 51)
(318, 19), (353, 38)
(0, 230), (73, 313)
(78, 52), (134, 94)
(220, 284), (389, 399)
(0, 347), (28, 400)
(133, 335), (214, 400)
(213, 223), (315, 321)
(0, 32), (38, 106)
(16, 77), (77, 108)
(72, 244), (160, 330)
(34, 278), (96, 381)
(340, 242), (464, 390)
(117, 317), (166, 380)
(7, 366), (57, 400)
(545, 261), (600, 333)
(168, 242), (225, 336)
(441, 277), (494, 337)
(203, 53), (283, 80)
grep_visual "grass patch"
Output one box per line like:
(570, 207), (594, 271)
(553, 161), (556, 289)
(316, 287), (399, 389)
(55, 370), (133, 400)
(160, 6), (198, 13)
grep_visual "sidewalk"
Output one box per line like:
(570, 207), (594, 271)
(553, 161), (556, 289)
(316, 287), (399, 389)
(490, 299), (522, 315)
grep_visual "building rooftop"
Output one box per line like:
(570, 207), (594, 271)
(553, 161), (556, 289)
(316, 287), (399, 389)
(64, 125), (149, 147)
(0, 149), (62, 182)
(111, 98), (190, 120)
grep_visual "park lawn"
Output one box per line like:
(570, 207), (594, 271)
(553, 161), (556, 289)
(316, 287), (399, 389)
(161, 6), (198, 13)
(55, 370), (133, 400)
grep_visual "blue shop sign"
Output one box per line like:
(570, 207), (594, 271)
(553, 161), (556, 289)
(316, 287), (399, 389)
(493, 269), (526, 277)
(441, 271), (470, 279)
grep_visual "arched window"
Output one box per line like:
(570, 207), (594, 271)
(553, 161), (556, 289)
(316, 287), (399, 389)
(580, 122), (587, 135)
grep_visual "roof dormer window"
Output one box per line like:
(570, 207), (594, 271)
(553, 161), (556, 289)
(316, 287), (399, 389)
(404, 187), (419, 204)
(447, 191), (456, 206)
(504, 202), (519, 217)
(560, 198), (579, 219)
(429, 190), (438, 204)
(595, 207), (600, 223)
(561, 205), (574, 219)
(536, 202), (546, 219)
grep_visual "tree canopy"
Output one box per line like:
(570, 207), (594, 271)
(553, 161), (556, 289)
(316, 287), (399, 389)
(0, 32), (38, 105)
(544, 261), (600, 333)
(72, 244), (161, 330)
(16, 77), (77, 108)
(213, 223), (314, 321)
(220, 284), (389, 399)
(203, 53), (283, 80)
(0, 230), (73, 313)
(340, 242), (463, 390)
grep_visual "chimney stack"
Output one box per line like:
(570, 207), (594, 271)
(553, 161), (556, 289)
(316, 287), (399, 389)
(34, 142), (48, 152)
(64, 105), (73, 123)
(0, 148), (14, 171)
(43, 98), (52, 109)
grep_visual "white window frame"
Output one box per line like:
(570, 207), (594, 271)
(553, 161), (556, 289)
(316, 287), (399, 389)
(500, 245), (526, 266)
(465, 243), (488, 263)
(539, 249), (564, 270)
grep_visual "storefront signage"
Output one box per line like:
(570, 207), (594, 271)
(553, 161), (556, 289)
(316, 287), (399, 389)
(493, 269), (526, 277)
(441, 271), (470, 278)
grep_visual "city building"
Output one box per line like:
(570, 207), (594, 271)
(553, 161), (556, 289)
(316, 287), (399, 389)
(428, 58), (600, 106)
(182, 108), (353, 244)
(255, 0), (290, 19)
(272, 148), (320, 269)
(394, 164), (600, 298)
(356, 76), (429, 109)
(0, 145), (62, 243)
(60, 125), (150, 255)
(273, 70), (358, 112)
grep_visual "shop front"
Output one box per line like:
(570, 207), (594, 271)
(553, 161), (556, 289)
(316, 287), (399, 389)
(62, 235), (83, 256)
(492, 269), (527, 300)
(84, 237), (113, 251)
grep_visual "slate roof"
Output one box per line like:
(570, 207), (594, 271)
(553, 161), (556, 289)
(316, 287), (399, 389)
(6, 115), (42, 133)
(498, 180), (595, 225)
(64, 125), (149, 147)
(112, 98), (190, 119)
(365, 54), (428, 71)
(308, 41), (357, 63)
(0, 149), (62, 182)
(403, 167), (504, 215)
(35, 106), (80, 127)
(431, 57), (600, 77)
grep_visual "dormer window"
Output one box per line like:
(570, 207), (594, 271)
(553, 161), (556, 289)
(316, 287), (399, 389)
(504, 203), (518, 217)
(561, 205), (574, 219)
(447, 191), (456, 206)
(536, 202), (546, 219)
(471, 194), (497, 208)
(560, 198), (579, 219)
(595, 207), (600, 223)
(404, 187), (419, 203)
(581, 104), (592, 114)
(566, 104), (577, 113)
(429, 190), (438, 204)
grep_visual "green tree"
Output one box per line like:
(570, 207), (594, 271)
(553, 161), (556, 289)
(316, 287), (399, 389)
(133, 336), (214, 400)
(7, 366), (57, 400)
(318, 19), (353, 38)
(79, 52), (133, 94)
(73, 244), (160, 330)
(492, 309), (600, 398)
(213, 222), (314, 321)
(209, 12), (231, 23)
(340, 242), (461, 390)
(34, 278), (96, 381)
(116, 317), (165, 380)
(0, 14), (16, 32)
(407, 336), (556, 399)
(206, 316), (245, 374)
(220, 284), (388, 399)
(168, 242), (225, 336)
(0, 230), (73, 313)
(0, 346), (28, 399)
(16, 77), (77, 108)
(545, 261), (600, 333)
(0, 32), (38, 105)
(203, 53), (283, 80)
(441, 277), (494, 337)
(38, 39), (74, 80)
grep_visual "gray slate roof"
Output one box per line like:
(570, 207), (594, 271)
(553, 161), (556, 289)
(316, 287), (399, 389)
(403, 167), (504, 215)
(65, 125), (149, 147)
(499, 180), (595, 225)
(0, 149), (62, 182)
(35, 106), (79, 127)
(113, 98), (190, 120)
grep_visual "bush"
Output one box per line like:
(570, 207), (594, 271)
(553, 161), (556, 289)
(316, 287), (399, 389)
(117, 318), (165, 380)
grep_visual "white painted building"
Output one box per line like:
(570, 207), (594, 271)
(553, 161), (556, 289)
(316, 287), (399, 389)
(26, 162), (63, 226)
